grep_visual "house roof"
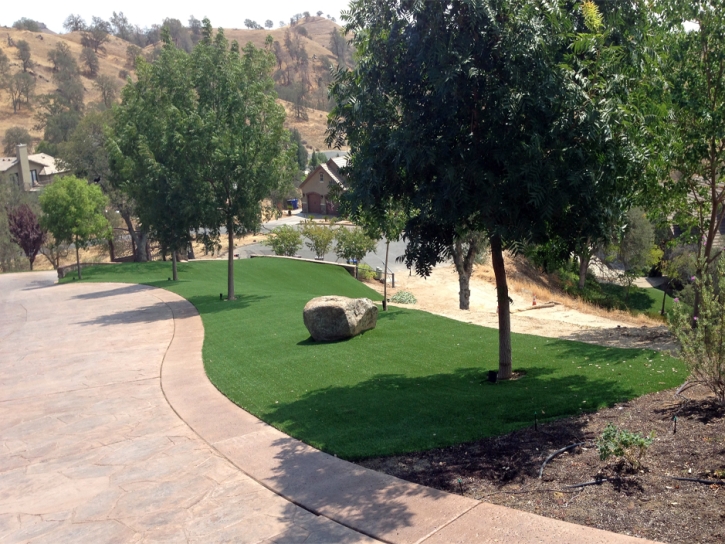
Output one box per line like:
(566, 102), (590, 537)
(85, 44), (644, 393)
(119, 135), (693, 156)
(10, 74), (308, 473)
(300, 160), (347, 194)
(0, 153), (66, 176)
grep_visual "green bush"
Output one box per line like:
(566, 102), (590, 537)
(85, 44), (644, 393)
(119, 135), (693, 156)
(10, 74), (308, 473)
(263, 225), (302, 256)
(669, 258), (725, 406)
(596, 423), (654, 470)
(391, 290), (417, 304)
(357, 263), (375, 280)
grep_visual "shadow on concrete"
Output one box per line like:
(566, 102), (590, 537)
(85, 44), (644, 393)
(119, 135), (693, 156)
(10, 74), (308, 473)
(71, 284), (152, 300)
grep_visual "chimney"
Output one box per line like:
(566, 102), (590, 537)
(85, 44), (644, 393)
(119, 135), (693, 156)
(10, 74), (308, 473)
(16, 144), (32, 191)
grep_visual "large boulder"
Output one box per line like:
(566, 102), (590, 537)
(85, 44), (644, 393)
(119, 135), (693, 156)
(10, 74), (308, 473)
(303, 296), (378, 342)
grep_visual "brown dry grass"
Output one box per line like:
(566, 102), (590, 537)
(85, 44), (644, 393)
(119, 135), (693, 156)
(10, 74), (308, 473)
(474, 254), (661, 327)
(0, 28), (129, 147)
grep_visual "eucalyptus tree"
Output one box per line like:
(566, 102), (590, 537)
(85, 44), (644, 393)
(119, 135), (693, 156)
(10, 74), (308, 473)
(328, 0), (652, 379)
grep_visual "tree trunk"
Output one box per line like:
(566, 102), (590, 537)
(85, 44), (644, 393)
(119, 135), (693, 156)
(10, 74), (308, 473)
(75, 240), (82, 280)
(661, 285), (668, 316)
(383, 239), (390, 311)
(491, 235), (512, 380)
(578, 252), (590, 290)
(451, 236), (478, 310)
(227, 221), (235, 300)
(108, 238), (116, 262)
(171, 251), (178, 281)
(29, 257), (33, 271)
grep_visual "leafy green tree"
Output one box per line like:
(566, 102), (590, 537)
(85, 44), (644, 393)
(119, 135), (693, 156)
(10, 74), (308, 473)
(125, 45), (142, 70)
(264, 225), (303, 256)
(81, 17), (111, 54)
(265, 20), (274, 29)
(80, 47), (99, 77)
(12, 18), (40, 32)
(335, 226), (377, 279)
(109, 11), (133, 42)
(108, 36), (205, 280)
(48, 42), (75, 73)
(35, 46), (84, 145)
(39, 176), (111, 280)
(15, 41), (33, 72)
(93, 75), (118, 108)
(290, 128), (308, 169)
(191, 22), (295, 299)
(656, 0), (725, 318)
(327, 0), (652, 379)
(7, 72), (35, 113)
(309, 151), (327, 169)
(606, 208), (663, 299)
(63, 14), (86, 32)
(3, 127), (32, 155)
(301, 219), (335, 259)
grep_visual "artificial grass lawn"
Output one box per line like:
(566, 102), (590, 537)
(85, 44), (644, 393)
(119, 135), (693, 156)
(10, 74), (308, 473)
(66, 259), (686, 460)
(599, 283), (675, 317)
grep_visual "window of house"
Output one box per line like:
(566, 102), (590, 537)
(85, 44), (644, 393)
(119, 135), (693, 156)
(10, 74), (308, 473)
(320, 172), (324, 182)
(31, 170), (38, 183)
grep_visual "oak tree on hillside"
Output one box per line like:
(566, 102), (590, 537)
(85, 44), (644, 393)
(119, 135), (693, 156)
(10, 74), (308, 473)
(63, 14), (86, 32)
(81, 17), (111, 54)
(3, 127), (32, 155)
(15, 41), (33, 72)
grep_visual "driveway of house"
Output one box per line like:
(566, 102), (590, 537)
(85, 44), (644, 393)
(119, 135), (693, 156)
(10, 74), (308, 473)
(0, 272), (375, 543)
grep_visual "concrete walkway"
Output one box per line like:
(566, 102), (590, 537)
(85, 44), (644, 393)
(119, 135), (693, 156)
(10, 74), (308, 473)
(0, 273), (659, 543)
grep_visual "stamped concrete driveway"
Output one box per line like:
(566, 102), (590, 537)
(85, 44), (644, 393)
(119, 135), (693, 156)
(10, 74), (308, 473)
(0, 272), (375, 543)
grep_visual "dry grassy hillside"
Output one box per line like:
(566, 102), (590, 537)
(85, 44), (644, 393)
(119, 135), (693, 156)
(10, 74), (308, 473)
(0, 27), (129, 147)
(0, 18), (344, 156)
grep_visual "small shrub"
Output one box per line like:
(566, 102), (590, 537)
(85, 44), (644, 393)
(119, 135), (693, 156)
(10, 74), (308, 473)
(263, 225), (302, 256)
(596, 423), (654, 470)
(118, 69), (130, 80)
(357, 263), (375, 280)
(669, 257), (725, 405)
(391, 290), (417, 304)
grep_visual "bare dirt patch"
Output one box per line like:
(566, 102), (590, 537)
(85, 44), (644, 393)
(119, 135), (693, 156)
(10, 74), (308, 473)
(359, 385), (725, 544)
(370, 258), (674, 351)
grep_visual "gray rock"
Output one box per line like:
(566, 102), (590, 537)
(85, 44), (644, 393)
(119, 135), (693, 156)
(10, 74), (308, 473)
(303, 296), (378, 342)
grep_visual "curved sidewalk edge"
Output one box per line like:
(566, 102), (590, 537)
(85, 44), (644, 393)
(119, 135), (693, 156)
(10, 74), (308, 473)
(153, 287), (660, 544)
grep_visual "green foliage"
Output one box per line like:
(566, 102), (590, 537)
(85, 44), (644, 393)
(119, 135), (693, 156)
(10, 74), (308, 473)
(264, 225), (302, 256)
(289, 128), (308, 170)
(15, 40), (33, 72)
(2, 127), (32, 155)
(669, 258), (725, 405)
(597, 423), (655, 470)
(39, 176), (110, 249)
(391, 290), (417, 304)
(12, 18), (41, 32)
(39, 175), (111, 278)
(80, 47), (99, 77)
(66, 258), (685, 459)
(335, 227), (377, 263)
(300, 220), (335, 258)
(309, 151), (327, 169)
(93, 75), (119, 108)
(356, 263), (375, 280)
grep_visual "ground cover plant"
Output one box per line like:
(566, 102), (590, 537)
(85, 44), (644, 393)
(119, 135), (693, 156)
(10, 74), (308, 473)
(64, 259), (685, 459)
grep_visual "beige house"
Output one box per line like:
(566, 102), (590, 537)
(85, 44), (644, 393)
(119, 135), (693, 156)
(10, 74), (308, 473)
(0, 144), (66, 191)
(299, 157), (347, 215)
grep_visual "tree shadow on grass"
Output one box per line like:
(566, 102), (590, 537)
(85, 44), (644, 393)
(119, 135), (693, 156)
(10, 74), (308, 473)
(262, 366), (638, 461)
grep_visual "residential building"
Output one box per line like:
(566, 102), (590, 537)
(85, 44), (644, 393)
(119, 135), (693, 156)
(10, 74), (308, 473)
(0, 145), (67, 191)
(299, 157), (347, 215)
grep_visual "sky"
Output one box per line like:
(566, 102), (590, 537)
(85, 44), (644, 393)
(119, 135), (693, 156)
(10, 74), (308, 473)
(0, 0), (350, 34)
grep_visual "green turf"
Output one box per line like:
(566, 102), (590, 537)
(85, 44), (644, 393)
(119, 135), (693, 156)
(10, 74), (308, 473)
(599, 283), (675, 317)
(65, 259), (686, 460)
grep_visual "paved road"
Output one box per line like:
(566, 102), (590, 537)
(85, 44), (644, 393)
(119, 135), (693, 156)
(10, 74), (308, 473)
(0, 272), (374, 543)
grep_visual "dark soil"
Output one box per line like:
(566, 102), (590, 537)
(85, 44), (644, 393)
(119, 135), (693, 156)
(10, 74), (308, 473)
(358, 385), (725, 543)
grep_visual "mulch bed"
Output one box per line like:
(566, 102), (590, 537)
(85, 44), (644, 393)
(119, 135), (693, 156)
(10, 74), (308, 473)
(357, 385), (725, 543)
